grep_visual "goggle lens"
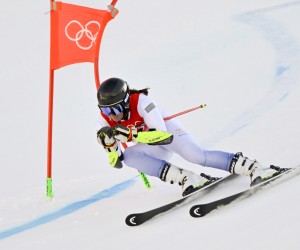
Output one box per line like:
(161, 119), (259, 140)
(100, 104), (124, 116)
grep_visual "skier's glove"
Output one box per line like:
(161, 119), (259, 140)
(97, 126), (118, 152)
(113, 124), (138, 143)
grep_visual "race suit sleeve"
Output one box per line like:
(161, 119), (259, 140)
(137, 94), (168, 132)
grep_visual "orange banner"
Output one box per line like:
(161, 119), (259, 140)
(50, 2), (113, 70)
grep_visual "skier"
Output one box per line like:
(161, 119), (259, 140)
(96, 77), (281, 196)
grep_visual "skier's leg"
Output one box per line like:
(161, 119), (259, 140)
(163, 119), (280, 185)
(163, 119), (234, 171)
(123, 144), (214, 196)
(123, 143), (172, 177)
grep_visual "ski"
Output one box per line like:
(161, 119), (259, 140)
(190, 167), (299, 218)
(125, 174), (237, 226)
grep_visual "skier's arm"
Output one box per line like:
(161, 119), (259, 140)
(137, 95), (167, 132)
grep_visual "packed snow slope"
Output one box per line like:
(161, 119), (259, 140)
(0, 0), (300, 249)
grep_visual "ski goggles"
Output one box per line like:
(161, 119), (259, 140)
(99, 103), (124, 116)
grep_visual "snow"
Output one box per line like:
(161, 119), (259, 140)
(1, 0), (300, 249)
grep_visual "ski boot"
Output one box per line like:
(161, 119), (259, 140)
(160, 163), (219, 196)
(229, 152), (282, 186)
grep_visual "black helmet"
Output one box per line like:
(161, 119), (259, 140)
(97, 78), (129, 107)
(97, 78), (130, 118)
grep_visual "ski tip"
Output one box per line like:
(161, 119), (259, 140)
(125, 214), (141, 226)
(189, 205), (204, 218)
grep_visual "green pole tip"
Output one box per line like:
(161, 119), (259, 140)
(139, 172), (151, 189)
(46, 178), (53, 199)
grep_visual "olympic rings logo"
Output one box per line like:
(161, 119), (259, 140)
(65, 20), (101, 50)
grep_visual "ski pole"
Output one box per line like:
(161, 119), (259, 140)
(164, 104), (206, 121)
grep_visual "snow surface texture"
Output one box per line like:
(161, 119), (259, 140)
(0, 0), (300, 249)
